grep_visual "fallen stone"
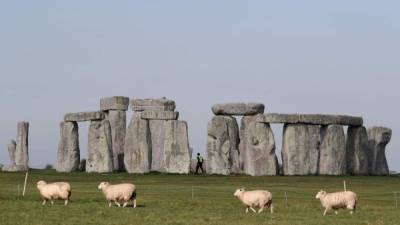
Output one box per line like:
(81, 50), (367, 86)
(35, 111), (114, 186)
(15, 122), (29, 171)
(282, 124), (320, 175)
(124, 113), (152, 173)
(163, 120), (191, 174)
(149, 120), (167, 172)
(367, 126), (392, 175)
(346, 126), (370, 175)
(257, 113), (363, 126)
(86, 120), (113, 173)
(64, 111), (104, 122)
(105, 110), (126, 171)
(239, 115), (279, 176)
(79, 159), (86, 171)
(319, 125), (346, 175)
(141, 111), (179, 120)
(207, 116), (240, 175)
(100, 96), (129, 111)
(56, 121), (80, 172)
(212, 103), (265, 116)
(131, 98), (176, 112)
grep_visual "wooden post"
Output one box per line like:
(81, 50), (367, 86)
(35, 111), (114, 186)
(284, 191), (288, 206)
(22, 172), (28, 197)
(343, 180), (347, 192)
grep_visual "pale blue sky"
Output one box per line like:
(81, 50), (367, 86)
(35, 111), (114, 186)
(0, 1), (399, 170)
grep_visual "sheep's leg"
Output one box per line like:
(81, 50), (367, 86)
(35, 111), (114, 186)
(323, 208), (329, 216)
(270, 204), (274, 214)
(335, 210), (338, 215)
(133, 199), (137, 208)
(42, 200), (46, 205)
(258, 207), (264, 214)
(50, 200), (54, 205)
(123, 202), (128, 208)
(115, 202), (121, 207)
(64, 199), (69, 206)
(250, 207), (257, 213)
(245, 207), (249, 213)
(108, 202), (112, 207)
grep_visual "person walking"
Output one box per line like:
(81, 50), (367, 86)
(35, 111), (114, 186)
(195, 153), (204, 174)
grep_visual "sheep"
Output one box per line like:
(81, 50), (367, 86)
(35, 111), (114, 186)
(36, 180), (71, 206)
(315, 190), (358, 216)
(233, 188), (273, 214)
(98, 182), (137, 208)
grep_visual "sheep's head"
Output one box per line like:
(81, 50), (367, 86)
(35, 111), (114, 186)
(234, 188), (245, 197)
(315, 190), (326, 199)
(98, 182), (110, 190)
(37, 180), (46, 188)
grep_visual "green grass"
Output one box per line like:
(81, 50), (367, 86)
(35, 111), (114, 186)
(0, 170), (399, 225)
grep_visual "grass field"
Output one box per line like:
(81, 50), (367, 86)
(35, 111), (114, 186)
(0, 170), (399, 225)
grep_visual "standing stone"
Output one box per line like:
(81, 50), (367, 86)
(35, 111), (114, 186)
(2, 140), (18, 171)
(163, 120), (191, 174)
(149, 120), (167, 172)
(86, 120), (113, 173)
(57, 121), (80, 172)
(319, 125), (346, 175)
(7, 140), (17, 165)
(105, 110), (126, 171)
(207, 116), (240, 175)
(367, 127), (392, 175)
(282, 124), (320, 175)
(124, 114), (152, 173)
(100, 96), (129, 111)
(15, 122), (29, 170)
(239, 115), (278, 176)
(346, 126), (370, 175)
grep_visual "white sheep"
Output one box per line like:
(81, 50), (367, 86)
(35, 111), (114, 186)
(36, 180), (71, 205)
(98, 182), (137, 208)
(315, 190), (358, 216)
(234, 188), (273, 214)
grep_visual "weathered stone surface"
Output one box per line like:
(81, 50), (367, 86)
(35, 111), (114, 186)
(141, 111), (179, 120)
(257, 113), (299, 124)
(257, 113), (363, 126)
(207, 116), (240, 175)
(131, 98), (176, 112)
(281, 124), (320, 175)
(319, 125), (346, 175)
(86, 120), (113, 173)
(346, 126), (370, 175)
(7, 140), (16, 165)
(105, 110), (126, 171)
(64, 111), (104, 122)
(124, 114), (151, 173)
(15, 122), (29, 171)
(56, 121), (80, 172)
(100, 96), (129, 111)
(212, 103), (265, 116)
(164, 120), (191, 174)
(149, 120), (167, 172)
(79, 159), (86, 171)
(239, 115), (278, 176)
(367, 127), (392, 175)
